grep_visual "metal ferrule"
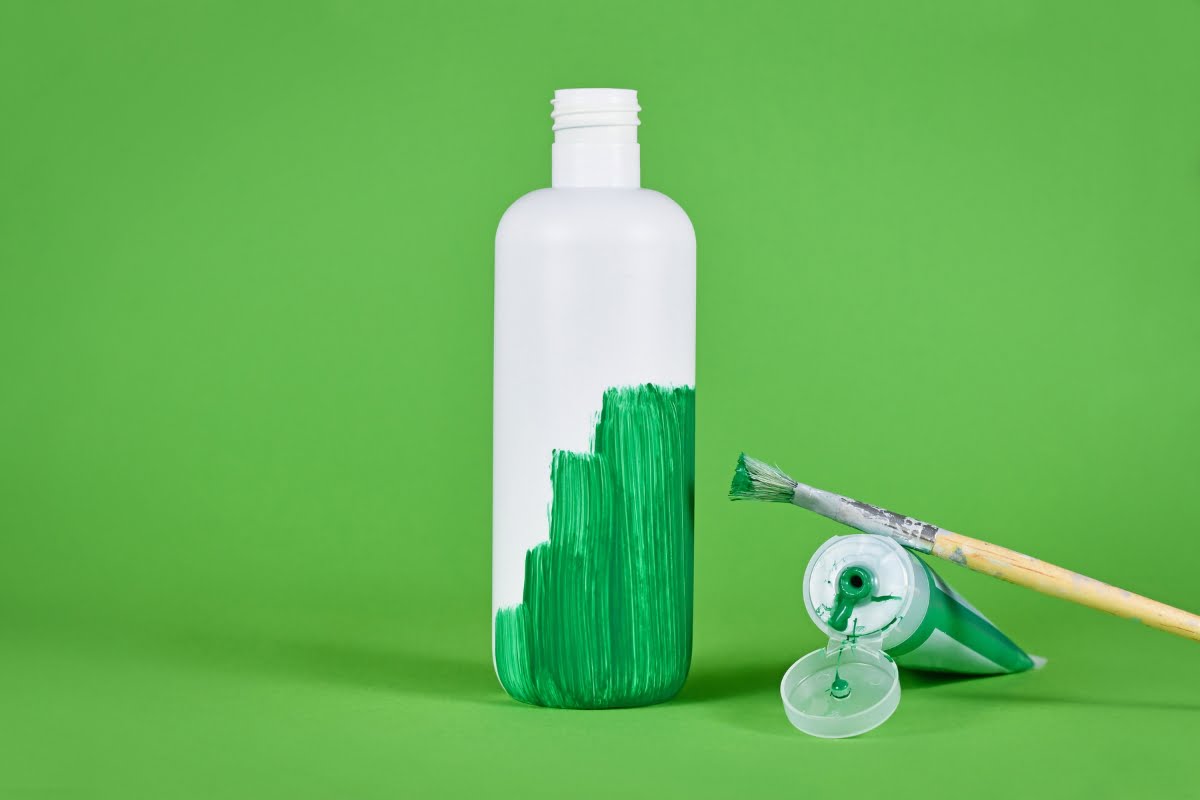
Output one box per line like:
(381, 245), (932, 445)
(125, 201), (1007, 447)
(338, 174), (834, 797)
(789, 482), (939, 553)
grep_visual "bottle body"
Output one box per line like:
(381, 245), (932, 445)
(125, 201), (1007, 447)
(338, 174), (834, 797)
(493, 186), (696, 708)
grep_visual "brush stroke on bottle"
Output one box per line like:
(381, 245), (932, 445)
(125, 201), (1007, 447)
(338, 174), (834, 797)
(494, 384), (695, 708)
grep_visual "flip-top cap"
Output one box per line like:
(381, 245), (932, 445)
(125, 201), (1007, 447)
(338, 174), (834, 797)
(781, 640), (900, 738)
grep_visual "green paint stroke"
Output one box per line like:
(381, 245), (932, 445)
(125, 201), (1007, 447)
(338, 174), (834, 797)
(495, 384), (695, 708)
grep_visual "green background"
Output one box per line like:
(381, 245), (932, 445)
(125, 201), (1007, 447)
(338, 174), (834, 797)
(3, 1), (1198, 796)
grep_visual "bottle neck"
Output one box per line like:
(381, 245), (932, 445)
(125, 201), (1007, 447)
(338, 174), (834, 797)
(550, 88), (641, 188)
(552, 140), (640, 188)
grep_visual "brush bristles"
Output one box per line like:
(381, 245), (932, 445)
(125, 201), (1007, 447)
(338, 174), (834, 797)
(729, 453), (798, 503)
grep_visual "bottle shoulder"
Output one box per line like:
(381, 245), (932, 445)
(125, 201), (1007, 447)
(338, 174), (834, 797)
(496, 187), (694, 245)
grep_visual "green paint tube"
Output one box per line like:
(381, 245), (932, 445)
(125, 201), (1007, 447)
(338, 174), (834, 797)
(781, 534), (1041, 738)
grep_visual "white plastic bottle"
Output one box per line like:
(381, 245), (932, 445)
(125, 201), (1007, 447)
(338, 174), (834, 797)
(493, 88), (696, 708)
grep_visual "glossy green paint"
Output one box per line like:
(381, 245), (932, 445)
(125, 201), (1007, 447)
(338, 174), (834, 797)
(728, 452), (794, 503)
(494, 384), (695, 708)
(829, 566), (874, 631)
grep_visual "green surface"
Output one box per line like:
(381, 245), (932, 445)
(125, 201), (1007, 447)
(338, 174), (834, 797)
(2, 0), (1198, 796)
(495, 384), (694, 708)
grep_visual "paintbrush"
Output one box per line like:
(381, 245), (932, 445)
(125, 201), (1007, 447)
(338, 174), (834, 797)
(730, 453), (1200, 642)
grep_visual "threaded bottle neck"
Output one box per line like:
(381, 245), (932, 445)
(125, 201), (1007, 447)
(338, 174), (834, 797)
(551, 88), (640, 188)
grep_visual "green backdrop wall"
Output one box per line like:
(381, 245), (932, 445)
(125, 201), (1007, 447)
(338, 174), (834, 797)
(2, 1), (1198, 796)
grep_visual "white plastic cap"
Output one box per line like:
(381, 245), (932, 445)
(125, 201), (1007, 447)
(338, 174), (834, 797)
(803, 534), (917, 640)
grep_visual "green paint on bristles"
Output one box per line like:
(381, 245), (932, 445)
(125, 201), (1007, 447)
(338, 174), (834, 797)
(728, 452), (797, 503)
(728, 453), (757, 497)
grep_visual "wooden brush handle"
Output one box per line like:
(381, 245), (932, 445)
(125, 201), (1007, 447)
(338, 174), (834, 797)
(931, 530), (1200, 642)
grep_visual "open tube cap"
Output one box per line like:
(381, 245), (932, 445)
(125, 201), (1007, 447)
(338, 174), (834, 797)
(782, 533), (913, 738)
(780, 637), (900, 738)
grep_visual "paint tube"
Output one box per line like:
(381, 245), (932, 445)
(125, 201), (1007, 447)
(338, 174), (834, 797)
(781, 534), (1040, 738)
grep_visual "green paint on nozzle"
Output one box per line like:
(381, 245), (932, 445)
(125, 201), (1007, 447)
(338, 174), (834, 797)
(829, 566), (875, 632)
(828, 631), (853, 699)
